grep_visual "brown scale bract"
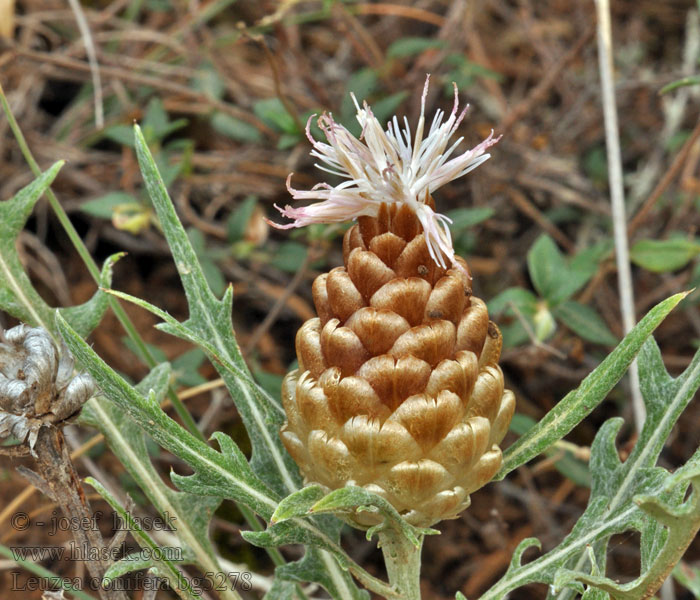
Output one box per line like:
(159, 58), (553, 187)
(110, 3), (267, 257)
(281, 201), (515, 527)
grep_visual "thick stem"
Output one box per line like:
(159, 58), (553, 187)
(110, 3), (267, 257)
(378, 529), (423, 600)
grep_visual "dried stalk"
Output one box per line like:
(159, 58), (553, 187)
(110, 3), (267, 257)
(19, 427), (128, 600)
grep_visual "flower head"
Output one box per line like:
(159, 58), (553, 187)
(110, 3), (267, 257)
(268, 75), (500, 270)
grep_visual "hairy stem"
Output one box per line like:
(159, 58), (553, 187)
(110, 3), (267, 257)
(378, 529), (423, 600)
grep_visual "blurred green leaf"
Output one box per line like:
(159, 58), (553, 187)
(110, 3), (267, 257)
(370, 91), (409, 124)
(447, 206), (495, 234)
(444, 53), (503, 90)
(227, 196), (259, 242)
(553, 301), (618, 346)
(191, 65), (225, 100)
(528, 235), (602, 305)
(387, 37), (447, 58)
(142, 97), (188, 140)
(254, 98), (298, 134)
(509, 414), (591, 487)
(673, 562), (700, 598)
(211, 112), (262, 143)
(528, 235), (569, 302)
(557, 241), (611, 303)
(631, 237), (700, 272)
(583, 146), (608, 187)
(499, 321), (531, 348)
(271, 241), (308, 272)
(81, 192), (138, 219)
(200, 259), (226, 297)
(278, 132), (301, 150)
(144, 97), (169, 135)
(188, 227), (226, 297)
(172, 348), (207, 387)
(341, 68), (378, 126)
(103, 124), (135, 147)
(123, 338), (167, 365)
(489, 287), (538, 348)
(489, 287), (538, 317)
(509, 413), (537, 436)
(253, 368), (284, 404)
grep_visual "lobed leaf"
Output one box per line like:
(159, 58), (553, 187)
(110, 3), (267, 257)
(482, 329), (700, 600)
(496, 292), (686, 479)
(0, 162), (115, 341)
(80, 364), (238, 600)
(58, 277), (369, 600)
(133, 124), (300, 498)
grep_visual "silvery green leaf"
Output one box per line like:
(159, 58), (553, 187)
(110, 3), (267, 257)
(79, 363), (236, 599)
(273, 547), (370, 600)
(102, 554), (162, 585)
(132, 124), (300, 499)
(310, 487), (433, 547)
(580, 589), (608, 600)
(128, 127), (369, 598)
(58, 314), (279, 518)
(481, 334), (700, 599)
(262, 579), (297, 600)
(0, 163), (114, 341)
(243, 519), (397, 599)
(271, 485), (326, 522)
(59, 252), (122, 338)
(497, 292), (686, 480)
(58, 313), (369, 599)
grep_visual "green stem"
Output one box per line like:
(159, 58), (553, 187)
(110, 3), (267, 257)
(0, 83), (204, 442)
(378, 529), (424, 600)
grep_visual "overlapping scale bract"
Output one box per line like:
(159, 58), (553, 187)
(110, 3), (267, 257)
(281, 202), (515, 527)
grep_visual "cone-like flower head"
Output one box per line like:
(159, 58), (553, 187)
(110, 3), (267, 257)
(269, 75), (500, 271)
(275, 79), (512, 528)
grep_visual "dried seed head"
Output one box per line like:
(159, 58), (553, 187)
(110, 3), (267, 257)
(0, 325), (95, 452)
